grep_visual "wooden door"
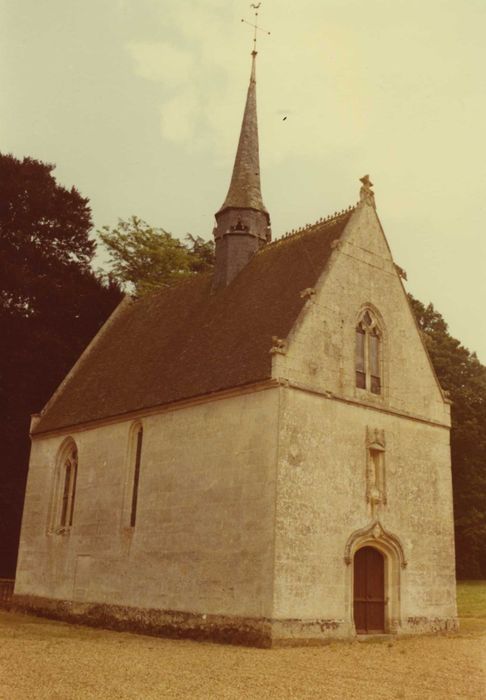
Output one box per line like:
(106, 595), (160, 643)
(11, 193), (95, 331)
(353, 546), (385, 633)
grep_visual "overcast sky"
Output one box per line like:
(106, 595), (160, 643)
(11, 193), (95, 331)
(2, 0), (485, 361)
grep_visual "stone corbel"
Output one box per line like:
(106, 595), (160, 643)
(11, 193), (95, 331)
(394, 263), (408, 281)
(299, 287), (316, 300)
(269, 336), (287, 355)
(366, 427), (385, 450)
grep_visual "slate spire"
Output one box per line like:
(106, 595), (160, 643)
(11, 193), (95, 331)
(212, 50), (271, 290)
(218, 51), (267, 215)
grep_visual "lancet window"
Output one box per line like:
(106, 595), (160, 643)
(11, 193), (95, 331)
(125, 423), (144, 528)
(355, 309), (382, 394)
(50, 439), (78, 534)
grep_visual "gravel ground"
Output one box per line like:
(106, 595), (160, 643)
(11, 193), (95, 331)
(0, 611), (484, 700)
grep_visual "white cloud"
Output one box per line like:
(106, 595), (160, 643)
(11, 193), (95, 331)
(124, 4), (370, 162)
(160, 91), (198, 143)
(126, 40), (194, 88)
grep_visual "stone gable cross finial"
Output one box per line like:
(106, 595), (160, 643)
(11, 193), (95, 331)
(241, 3), (271, 55)
(359, 174), (376, 208)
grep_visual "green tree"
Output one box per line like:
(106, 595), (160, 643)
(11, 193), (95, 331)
(0, 154), (94, 315)
(185, 233), (215, 273)
(409, 295), (486, 578)
(0, 153), (122, 577)
(98, 216), (214, 295)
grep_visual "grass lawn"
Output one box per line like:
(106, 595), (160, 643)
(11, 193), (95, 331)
(456, 580), (486, 633)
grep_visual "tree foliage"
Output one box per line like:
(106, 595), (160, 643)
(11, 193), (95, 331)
(409, 295), (486, 578)
(0, 153), (122, 577)
(0, 155), (94, 316)
(98, 217), (214, 295)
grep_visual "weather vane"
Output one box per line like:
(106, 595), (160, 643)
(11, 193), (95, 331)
(241, 3), (270, 55)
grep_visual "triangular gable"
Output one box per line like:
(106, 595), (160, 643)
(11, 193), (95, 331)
(273, 201), (449, 423)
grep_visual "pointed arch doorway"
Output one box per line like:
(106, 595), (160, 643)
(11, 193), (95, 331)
(353, 546), (385, 634)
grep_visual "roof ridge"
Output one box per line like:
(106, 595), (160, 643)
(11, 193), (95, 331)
(263, 203), (359, 251)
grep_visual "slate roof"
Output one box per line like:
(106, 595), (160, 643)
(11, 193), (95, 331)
(218, 53), (268, 216)
(33, 209), (355, 435)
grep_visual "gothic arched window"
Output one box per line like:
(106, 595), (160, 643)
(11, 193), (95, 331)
(355, 309), (382, 394)
(50, 439), (78, 533)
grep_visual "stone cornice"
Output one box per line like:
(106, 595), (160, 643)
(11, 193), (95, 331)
(277, 378), (450, 429)
(30, 379), (280, 440)
(31, 374), (450, 440)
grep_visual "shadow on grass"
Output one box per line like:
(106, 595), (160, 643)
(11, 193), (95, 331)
(457, 580), (486, 634)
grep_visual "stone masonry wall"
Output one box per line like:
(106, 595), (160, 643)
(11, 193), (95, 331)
(271, 201), (457, 639)
(15, 388), (279, 622)
(273, 387), (457, 638)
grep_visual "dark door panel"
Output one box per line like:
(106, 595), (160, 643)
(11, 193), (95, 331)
(353, 546), (385, 633)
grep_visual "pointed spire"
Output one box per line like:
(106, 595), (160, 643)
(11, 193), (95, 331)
(211, 23), (271, 290)
(218, 51), (267, 215)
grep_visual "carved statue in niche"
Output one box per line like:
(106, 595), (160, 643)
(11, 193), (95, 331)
(366, 427), (386, 515)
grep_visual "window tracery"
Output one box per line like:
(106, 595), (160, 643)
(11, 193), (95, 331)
(50, 439), (78, 534)
(355, 309), (382, 394)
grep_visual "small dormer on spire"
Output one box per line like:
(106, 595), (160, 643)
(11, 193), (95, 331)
(212, 7), (271, 290)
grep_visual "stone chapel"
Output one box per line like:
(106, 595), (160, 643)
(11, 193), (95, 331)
(14, 47), (458, 646)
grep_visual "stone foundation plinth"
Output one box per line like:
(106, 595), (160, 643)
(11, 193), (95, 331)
(12, 595), (458, 647)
